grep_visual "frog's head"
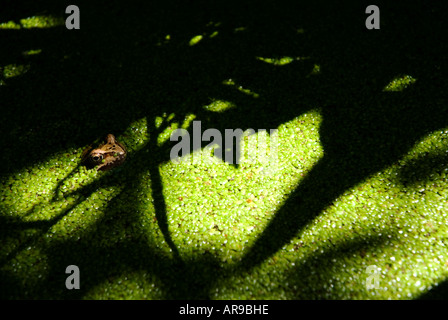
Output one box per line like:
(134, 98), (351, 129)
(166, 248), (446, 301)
(89, 149), (106, 164)
(81, 149), (107, 169)
(81, 134), (126, 171)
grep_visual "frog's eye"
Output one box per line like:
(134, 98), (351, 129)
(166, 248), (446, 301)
(92, 155), (102, 162)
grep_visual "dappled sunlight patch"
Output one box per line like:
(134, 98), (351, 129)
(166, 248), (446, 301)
(121, 117), (150, 152)
(233, 26), (246, 33)
(222, 78), (260, 98)
(22, 49), (43, 56)
(0, 15), (64, 29)
(159, 110), (323, 265)
(266, 109), (324, 203)
(155, 113), (175, 129)
(2, 64), (30, 79)
(188, 22), (221, 46)
(203, 99), (236, 113)
(0, 20), (21, 30)
(209, 30), (219, 38)
(158, 122), (179, 147)
(153, 113), (179, 146)
(181, 113), (197, 129)
(383, 75), (417, 92)
(189, 34), (203, 46)
(256, 56), (310, 66)
(20, 15), (64, 28)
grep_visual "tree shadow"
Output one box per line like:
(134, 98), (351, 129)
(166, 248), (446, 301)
(418, 279), (448, 300)
(1, 0), (447, 299)
(396, 152), (448, 189)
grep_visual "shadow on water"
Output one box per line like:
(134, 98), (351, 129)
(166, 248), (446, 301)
(1, 0), (447, 298)
(418, 279), (448, 300)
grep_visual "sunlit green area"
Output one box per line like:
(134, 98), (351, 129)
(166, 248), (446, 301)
(189, 35), (204, 46)
(222, 79), (260, 98)
(203, 100), (236, 113)
(0, 15), (64, 29)
(257, 56), (296, 66)
(1, 0), (447, 300)
(383, 75), (417, 92)
(2, 64), (30, 79)
(22, 49), (43, 56)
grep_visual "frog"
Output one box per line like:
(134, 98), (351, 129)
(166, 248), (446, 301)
(81, 134), (127, 171)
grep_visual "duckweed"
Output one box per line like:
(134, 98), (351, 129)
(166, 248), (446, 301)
(383, 75), (417, 92)
(2, 1), (447, 301)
